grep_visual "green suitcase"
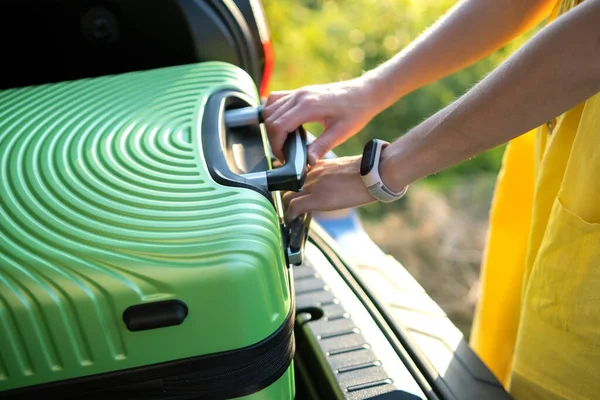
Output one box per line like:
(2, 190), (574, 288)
(0, 61), (307, 399)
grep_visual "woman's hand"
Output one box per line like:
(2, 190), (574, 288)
(262, 78), (378, 165)
(282, 156), (376, 224)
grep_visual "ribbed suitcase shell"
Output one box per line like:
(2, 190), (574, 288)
(0, 62), (293, 398)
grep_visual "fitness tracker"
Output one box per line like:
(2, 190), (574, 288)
(360, 139), (408, 203)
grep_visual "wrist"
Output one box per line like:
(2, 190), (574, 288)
(360, 139), (408, 203)
(379, 145), (410, 193)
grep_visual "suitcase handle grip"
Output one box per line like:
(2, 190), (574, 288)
(239, 126), (308, 193)
(265, 127), (308, 192)
(226, 105), (308, 192)
(221, 99), (310, 264)
(204, 91), (308, 196)
(286, 212), (311, 265)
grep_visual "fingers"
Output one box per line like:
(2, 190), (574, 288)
(266, 133), (287, 163)
(264, 94), (298, 161)
(268, 97), (330, 164)
(285, 195), (314, 225)
(268, 93), (354, 166)
(307, 136), (332, 166)
(307, 123), (348, 165)
(264, 87), (329, 161)
(281, 166), (322, 223)
(275, 100), (324, 135)
(282, 181), (317, 224)
(263, 91), (291, 109)
(262, 91), (295, 128)
(262, 81), (371, 166)
(264, 92), (297, 121)
(282, 190), (307, 225)
(282, 190), (304, 209)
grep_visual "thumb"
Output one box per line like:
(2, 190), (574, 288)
(307, 124), (346, 165)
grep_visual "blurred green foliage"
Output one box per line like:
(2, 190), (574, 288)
(262, 0), (541, 211)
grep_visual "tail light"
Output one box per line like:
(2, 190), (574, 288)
(259, 39), (275, 98)
(249, 0), (275, 97)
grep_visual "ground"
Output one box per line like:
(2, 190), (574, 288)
(362, 174), (497, 338)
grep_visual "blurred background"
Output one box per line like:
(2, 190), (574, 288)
(262, 0), (542, 338)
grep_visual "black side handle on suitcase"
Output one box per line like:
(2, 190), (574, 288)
(202, 90), (311, 265)
(242, 127), (308, 193)
(286, 212), (312, 265)
(225, 105), (308, 192)
(223, 102), (311, 264)
(202, 90), (308, 196)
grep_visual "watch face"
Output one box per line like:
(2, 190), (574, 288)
(360, 140), (377, 176)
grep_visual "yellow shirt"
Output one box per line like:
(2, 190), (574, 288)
(469, 1), (600, 398)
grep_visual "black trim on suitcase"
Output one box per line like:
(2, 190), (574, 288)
(2, 304), (295, 400)
(201, 89), (274, 203)
(201, 89), (308, 201)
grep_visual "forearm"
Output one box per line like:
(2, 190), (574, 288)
(380, 0), (600, 191)
(362, 0), (555, 112)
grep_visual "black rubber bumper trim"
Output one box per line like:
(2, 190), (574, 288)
(200, 88), (274, 204)
(307, 230), (440, 400)
(1, 304), (295, 400)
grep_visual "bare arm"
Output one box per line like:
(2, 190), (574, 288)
(363, 0), (556, 113)
(284, 0), (600, 222)
(380, 0), (600, 191)
(264, 0), (555, 163)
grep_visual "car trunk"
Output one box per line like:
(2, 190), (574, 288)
(0, 1), (512, 398)
(293, 222), (511, 400)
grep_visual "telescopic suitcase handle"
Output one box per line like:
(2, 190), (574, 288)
(225, 106), (308, 192)
(224, 104), (311, 265)
(265, 127), (307, 192)
(285, 212), (311, 266)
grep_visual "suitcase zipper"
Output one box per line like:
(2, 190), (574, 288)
(3, 304), (295, 400)
(164, 325), (294, 390)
